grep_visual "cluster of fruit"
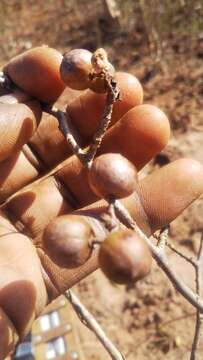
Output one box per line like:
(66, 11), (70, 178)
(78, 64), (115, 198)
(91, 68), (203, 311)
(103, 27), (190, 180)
(51, 48), (152, 285)
(43, 152), (152, 285)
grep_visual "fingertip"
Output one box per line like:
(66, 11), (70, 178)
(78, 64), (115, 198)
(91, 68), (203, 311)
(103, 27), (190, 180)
(3, 46), (65, 103)
(132, 104), (170, 147)
(139, 158), (203, 231)
(113, 72), (143, 120)
(169, 158), (203, 195)
(100, 104), (170, 170)
(133, 104), (170, 161)
(174, 157), (203, 175)
(68, 71), (144, 141)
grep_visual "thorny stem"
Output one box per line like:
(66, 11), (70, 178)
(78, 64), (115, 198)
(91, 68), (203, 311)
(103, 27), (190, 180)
(65, 289), (126, 360)
(85, 78), (119, 166)
(190, 233), (203, 360)
(84, 48), (119, 165)
(157, 225), (169, 253)
(44, 79), (119, 169)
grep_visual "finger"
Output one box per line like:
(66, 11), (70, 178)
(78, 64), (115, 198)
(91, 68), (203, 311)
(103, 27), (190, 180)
(139, 158), (203, 232)
(66, 71), (143, 140)
(54, 104), (170, 206)
(2, 104), (170, 236)
(0, 211), (47, 356)
(29, 71), (143, 167)
(3, 176), (73, 237)
(98, 104), (170, 169)
(0, 86), (80, 202)
(1, 159), (203, 357)
(0, 83), (80, 107)
(3, 46), (65, 103)
(0, 101), (42, 162)
(0, 89), (31, 104)
(0, 72), (144, 201)
(55, 85), (83, 110)
(38, 159), (203, 296)
(0, 149), (40, 204)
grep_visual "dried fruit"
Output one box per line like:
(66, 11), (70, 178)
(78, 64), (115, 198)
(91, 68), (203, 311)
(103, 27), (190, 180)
(60, 49), (92, 90)
(43, 214), (93, 268)
(88, 48), (115, 93)
(89, 64), (115, 94)
(88, 153), (137, 199)
(99, 229), (152, 284)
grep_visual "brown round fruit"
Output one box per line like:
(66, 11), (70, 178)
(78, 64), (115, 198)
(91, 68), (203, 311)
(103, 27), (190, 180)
(99, 229), (152, 284)
(88, 153), (137, 199)
(43, 214), (93, 268)
(60, 49), (93, 90)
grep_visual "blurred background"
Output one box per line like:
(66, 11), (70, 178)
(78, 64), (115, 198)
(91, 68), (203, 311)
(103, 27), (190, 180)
(1, 1), (203, 359)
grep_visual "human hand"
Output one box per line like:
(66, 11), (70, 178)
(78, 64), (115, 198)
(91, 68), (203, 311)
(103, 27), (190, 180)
(0, 46), (202, 359)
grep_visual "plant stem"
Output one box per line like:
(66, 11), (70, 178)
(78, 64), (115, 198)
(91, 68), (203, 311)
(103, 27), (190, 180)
(65, 290), (126, 360)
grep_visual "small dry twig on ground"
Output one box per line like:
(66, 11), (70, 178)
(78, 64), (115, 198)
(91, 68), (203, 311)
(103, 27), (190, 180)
(65, 289), (126, 360)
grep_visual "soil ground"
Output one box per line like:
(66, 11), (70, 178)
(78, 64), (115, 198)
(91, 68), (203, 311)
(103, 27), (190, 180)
(0, 1), (203, 359)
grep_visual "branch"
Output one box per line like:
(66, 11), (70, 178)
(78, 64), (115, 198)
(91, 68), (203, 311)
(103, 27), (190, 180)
(167, 243), (196, 267)
(190, 233), (203, 360)
(65, 290), (126, 360)
(44, 77), (119, 170)
(157, 225), (169, 253)
(42, 47), (203, 358)
(112, 201), (203, 313)
(43, 106), (88, 166)
(85, 78), (119, 165)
